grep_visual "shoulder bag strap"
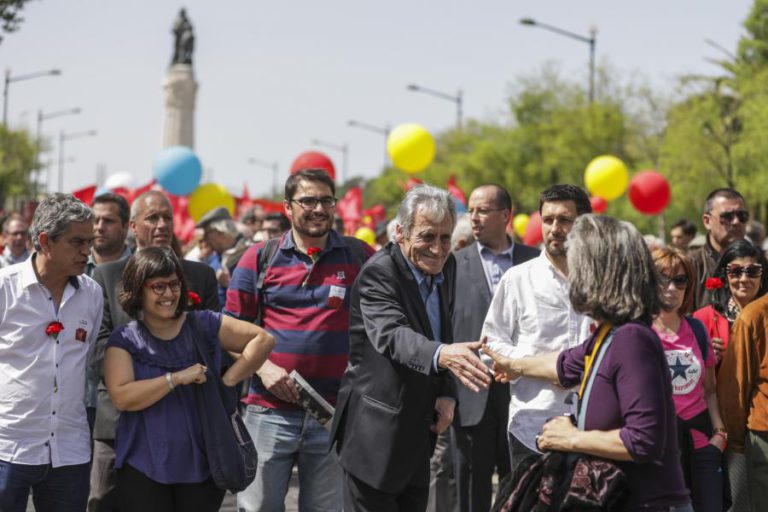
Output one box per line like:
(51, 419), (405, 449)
(578, 326), (616, 430)
(254, 238), (280, 327)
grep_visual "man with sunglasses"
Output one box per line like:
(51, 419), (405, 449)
(226, 169), (374, 512)
(88, 190), (219, 512)
(691, 188), (749, 310)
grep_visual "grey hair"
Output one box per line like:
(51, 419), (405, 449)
(567, 214), (661, 325)
(451, 214), (473, 251)
(30, 193), (94, 251)
(396, 184), (456, 238)
(130, 190), (169, 221)
(207, 219), (239, 238)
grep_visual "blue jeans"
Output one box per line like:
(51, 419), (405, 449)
(0, 459), (90, 512)
(236, 405), (342, 512)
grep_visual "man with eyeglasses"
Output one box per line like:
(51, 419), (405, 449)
(87, 190), (219, 512)
(445, 185), (539, 512)
(259, 212), (291, 240)
(226, 169), (375, 512)
(691, 188), (749, 310)
(0, 215), (30, 267)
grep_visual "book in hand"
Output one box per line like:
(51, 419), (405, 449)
(289, 370), (335, 431)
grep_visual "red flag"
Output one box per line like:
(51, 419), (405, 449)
(447, 175), (466, 206)
(405, 177), (423, 191)
(336, 187), (363, 235)
(72, 185), (97, 205)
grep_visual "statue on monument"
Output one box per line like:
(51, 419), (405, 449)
(171, 8), (194, 65)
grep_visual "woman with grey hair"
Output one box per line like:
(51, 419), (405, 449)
(485, 215), (692, 511)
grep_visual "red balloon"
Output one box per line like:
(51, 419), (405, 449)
(290, 151), (336, 181)
(628, 170), (671, 215)
(590, 196), (608, 214)
(523, 211), (543, 246)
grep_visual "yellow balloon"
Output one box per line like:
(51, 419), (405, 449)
(354, 227), (376, 246)
(188, 183), (235, 222)
(584, 155), (629, 201)
(512, 214), (530, 238)
(387, 123), (436, 174)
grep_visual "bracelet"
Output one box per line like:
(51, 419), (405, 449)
(165, 372), (175, 390)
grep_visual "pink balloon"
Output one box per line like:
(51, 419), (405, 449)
(523, 211), (543, 246)
(628, 171), (670, 215)
(290, 151), (336, 181)
(590, 196), (608, 214)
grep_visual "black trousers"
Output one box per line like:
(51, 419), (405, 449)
(452, 381), (511, 512)
(116, 464), (225, 512)
(342, 470), (428, 512)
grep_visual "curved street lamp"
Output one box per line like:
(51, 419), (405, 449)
(3, 68), (62, 127)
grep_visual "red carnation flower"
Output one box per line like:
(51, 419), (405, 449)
(45, 321), (65, 340)
(307, 246), (322, 261)
(705, 277), (724, 291)
(187, 291), (202, 309)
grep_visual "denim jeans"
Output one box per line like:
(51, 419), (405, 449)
(236, 405), (342, 512)
(0, 459), (90, 512)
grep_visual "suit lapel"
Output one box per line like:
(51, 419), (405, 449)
(466, 244), (492, 303)
(389, 243), (435, 340)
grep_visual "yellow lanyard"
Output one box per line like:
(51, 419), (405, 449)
(578, 323), (613, 400)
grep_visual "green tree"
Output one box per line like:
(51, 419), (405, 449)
(0, 124), (38, 207)
(0, 0), (34, 44)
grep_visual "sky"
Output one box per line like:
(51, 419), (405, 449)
(1, 1), (755, 198)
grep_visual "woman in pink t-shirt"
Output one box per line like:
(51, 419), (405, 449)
(652, 247), (727, 512)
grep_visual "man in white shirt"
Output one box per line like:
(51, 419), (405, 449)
(482, 184), (594, 469)
(0, 194), (103, 512)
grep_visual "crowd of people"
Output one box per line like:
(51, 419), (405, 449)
(0, 172), (767, 512)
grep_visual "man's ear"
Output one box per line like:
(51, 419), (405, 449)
(37, 232), (50, 254)
(702, 213), (712, 231)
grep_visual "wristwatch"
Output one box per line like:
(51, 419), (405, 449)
(713, 427), (728, 440)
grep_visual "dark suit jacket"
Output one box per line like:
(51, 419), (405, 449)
(331, 242), (457, 494)
(452, 241), (539, 427)
(90, 256), (219, 440)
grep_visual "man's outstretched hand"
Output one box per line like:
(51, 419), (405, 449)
(437, 341), (491, 392)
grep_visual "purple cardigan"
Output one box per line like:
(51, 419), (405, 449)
(557, 322), (690, 511)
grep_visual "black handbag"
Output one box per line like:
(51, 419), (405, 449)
(189, 314), (258, 492)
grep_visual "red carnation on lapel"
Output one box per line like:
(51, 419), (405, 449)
(307, 246), (322, 262)
(46, 321), (64, 340)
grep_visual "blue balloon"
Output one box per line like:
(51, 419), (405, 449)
(153, 146), (202, 196)
(452, 197), (467, 213)
(94, 186), (112, 197)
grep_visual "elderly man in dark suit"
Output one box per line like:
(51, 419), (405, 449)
(87, 190), (219, 512)
(451, 185), (539, 512)
(331, 185), (491, 512)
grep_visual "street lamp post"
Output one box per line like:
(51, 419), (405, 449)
(3, 68), (62, 127)
(35, 108), (81, 198)
(406, 84), (463, 130)
(58, 129), (97, 193)
(347, 119), (390, 168)
(519, 18), (597, 103)
(311, 139), (348, 184)
(247, 158), (279, 197)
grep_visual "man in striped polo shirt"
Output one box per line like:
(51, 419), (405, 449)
(226, 169), (374, 512)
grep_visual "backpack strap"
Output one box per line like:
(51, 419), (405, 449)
(254, 238), (281, 327)
(685, 315), (709, 362)
(342, 236), (369, 267)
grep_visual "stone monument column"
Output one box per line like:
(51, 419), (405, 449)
(162, 8), (197, 149)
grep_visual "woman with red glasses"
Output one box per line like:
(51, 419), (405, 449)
(652, 247), (728, 512)
(103, 247), (274, 511)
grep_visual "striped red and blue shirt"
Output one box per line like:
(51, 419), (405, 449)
(224, 230), (374, 410)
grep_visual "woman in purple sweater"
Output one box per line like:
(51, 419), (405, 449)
(485, 215), (691, 512)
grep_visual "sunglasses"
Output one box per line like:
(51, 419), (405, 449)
(659, 273), (689, 290)
(144, 279), (182, 295)
(719, 210), (749, 224)
(726, 264), (763, 279)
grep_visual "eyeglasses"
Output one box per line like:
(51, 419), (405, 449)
(144, 279), (182, 295)
(467, 208), (505, 217)
(658, 273), (689, 290)
(719, 210), (749, 224)
(726, 264), (763, 279)
(290, 196), (337, 210)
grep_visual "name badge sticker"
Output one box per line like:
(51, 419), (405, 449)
(328, 285), (346, 309)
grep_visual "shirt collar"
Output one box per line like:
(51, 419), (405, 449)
(20, 253), (80, 290)
(477, 237), (515, 258)
(87, 245), (132, 266)
(281, 229), (346, 252)
(3, 246), (30, 263)
(399, 245), (445, 288)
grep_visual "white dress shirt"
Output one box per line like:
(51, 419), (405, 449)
(0, 256), (103, 467)
(481, 252), (593, 452)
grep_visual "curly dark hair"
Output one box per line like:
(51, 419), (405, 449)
(711, 240), (768, 314)
(118, 246), (188, 319)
